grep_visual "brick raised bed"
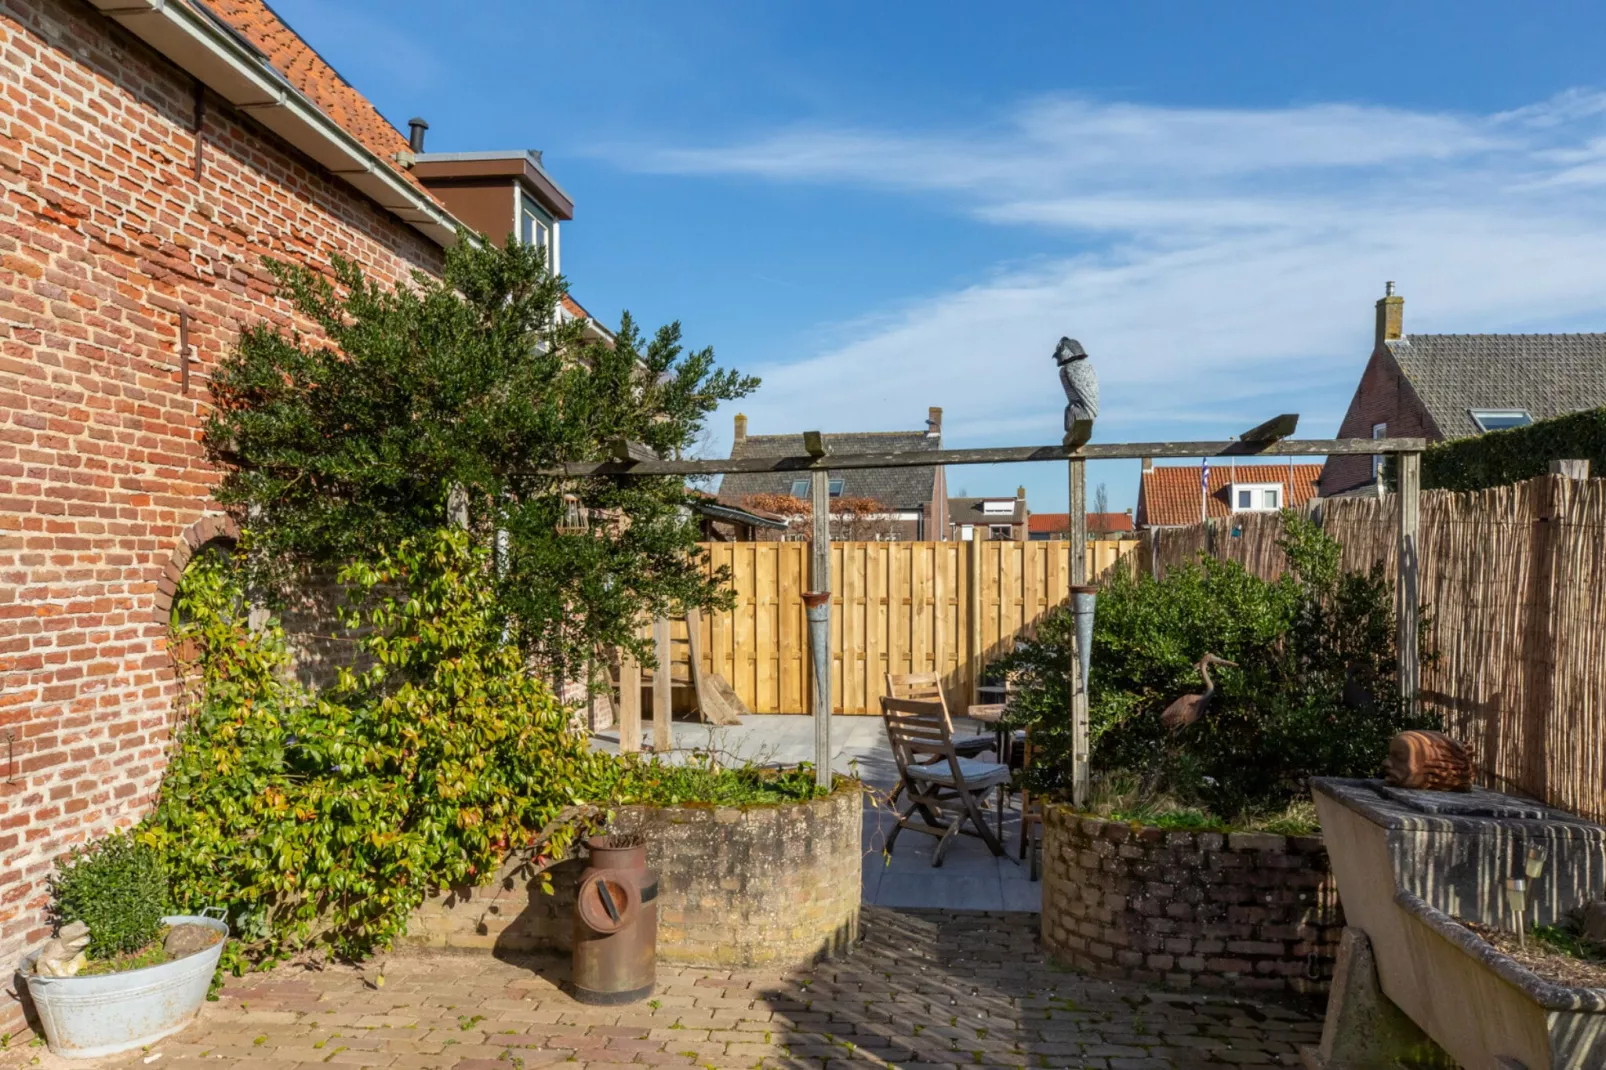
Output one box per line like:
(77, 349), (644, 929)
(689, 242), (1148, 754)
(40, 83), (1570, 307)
(1040, 803), (1342, 995)
(408, 784), (863, 967)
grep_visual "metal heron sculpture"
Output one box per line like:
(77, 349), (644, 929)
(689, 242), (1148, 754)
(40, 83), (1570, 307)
(1159, 653), (1238, 732)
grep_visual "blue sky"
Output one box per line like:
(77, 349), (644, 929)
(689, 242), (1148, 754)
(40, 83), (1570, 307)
(272, 0), (1606, 513)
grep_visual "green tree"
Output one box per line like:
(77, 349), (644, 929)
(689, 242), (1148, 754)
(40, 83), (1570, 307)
(204, 235), (757, 676)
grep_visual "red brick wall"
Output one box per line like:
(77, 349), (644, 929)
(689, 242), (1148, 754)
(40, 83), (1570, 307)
(0, 0), (444, 1028)
(1320, 345), (1441, 496)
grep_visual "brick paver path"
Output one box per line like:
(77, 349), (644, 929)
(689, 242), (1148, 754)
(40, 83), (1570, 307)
(7, 909), (1321, 1070)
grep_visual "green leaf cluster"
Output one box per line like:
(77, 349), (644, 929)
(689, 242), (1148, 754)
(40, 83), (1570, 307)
(203, 233), (758, 677)
(592, 752), (837, 808)
(50, 832), (168, 959)
(1411, 406), (1606, 491)
(997, 512), (1439, 817)
(143, 528), (609, 966)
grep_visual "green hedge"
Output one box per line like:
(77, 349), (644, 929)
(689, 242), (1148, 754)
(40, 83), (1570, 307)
(1420, 408), (1606, 491)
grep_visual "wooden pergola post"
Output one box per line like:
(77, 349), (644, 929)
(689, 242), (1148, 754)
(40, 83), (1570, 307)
(652, 615), (672, 752)
(809, 467), (833, 790)
(1068, 457), (1089, 808)
(618, 644), (641, 754)
(1395, 450), (1421, 714)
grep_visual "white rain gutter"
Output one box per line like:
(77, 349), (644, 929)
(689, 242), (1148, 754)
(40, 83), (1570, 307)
(88, 0), (464, 248)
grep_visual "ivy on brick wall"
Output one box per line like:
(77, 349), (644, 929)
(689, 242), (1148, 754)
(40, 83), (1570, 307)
(146, 529), (609, 967)
(204, 233), (758, 678)
(1417, 407), (1606, 491)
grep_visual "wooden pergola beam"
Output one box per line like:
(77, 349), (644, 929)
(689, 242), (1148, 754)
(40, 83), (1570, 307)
(532, 437), (1426, 479)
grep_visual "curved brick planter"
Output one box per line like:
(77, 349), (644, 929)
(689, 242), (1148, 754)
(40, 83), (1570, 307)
(409, 784), (863, 967)
(1040, 803), (1342, 995)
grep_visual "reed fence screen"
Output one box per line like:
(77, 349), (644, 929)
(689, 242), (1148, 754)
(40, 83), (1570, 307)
(686, 539), (1135, 716)
(1136, 475), (1606, 822)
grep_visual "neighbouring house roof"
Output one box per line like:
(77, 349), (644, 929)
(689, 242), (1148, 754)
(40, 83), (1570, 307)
(1026, 512), (1135, 535)
(1136, 463), (1323, 528)
(1386, 334), (1606, 439)
(197, 0), (441, 206)
(717, 431), (940, 511)
(948, 497), (1026, 526)
(692, 500), (789, 531)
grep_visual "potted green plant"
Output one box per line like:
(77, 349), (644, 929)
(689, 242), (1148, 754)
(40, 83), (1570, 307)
(19, 832), (228, 1059)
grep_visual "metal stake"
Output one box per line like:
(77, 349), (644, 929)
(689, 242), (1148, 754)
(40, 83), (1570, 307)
(808, 466), (832, 790)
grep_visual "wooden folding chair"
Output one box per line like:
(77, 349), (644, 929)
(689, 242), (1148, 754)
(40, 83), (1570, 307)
(884, 672), (995, 759)
(880, 696), (1012, 866)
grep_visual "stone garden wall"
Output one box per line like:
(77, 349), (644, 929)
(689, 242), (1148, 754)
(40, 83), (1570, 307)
(408, 785), (863, 967)
(1040, 804), (1342, 995)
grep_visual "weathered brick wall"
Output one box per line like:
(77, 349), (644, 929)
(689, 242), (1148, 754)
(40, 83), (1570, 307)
(408, 788), (864, 967)
(1322, 345), (1439, 496)
(0, 0), (443, 1029)
(1040, 805), (1343, 996)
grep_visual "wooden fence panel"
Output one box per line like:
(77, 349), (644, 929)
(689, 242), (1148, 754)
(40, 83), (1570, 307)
(689, 539), (1135, 716)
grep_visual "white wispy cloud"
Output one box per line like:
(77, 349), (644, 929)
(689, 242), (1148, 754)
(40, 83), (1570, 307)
(614, 90), (1606, 479)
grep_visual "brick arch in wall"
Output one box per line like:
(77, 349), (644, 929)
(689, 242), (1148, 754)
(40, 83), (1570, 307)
(151, 513), (242, 626)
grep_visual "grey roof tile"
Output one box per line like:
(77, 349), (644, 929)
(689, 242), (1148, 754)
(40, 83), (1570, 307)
(1388, 333), (1606, 439)
(716, 430), (939, 510)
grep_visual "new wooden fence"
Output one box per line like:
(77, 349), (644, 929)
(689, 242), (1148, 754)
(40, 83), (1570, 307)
(1140, 475), (1606, 823)
(687, 539), (1134, 715)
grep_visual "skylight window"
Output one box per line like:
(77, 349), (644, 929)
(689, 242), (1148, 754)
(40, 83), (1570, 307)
(788, 478), (844, 497)
(1470, 409), (1532, 432)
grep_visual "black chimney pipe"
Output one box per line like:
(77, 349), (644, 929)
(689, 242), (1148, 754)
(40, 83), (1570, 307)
(407, 117), (428, 154)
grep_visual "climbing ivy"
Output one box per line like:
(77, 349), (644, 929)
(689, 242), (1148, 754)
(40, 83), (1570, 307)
(143, 529), (608, 967)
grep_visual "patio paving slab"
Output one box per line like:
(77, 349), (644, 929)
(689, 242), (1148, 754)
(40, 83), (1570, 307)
(4, 908), (1322, 1070)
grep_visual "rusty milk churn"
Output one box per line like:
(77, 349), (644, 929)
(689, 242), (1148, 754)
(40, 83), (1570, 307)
(572, 832), (658, 1004)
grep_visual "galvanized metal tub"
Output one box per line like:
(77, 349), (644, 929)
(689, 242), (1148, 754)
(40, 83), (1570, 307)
(21, 914), (228, 1059)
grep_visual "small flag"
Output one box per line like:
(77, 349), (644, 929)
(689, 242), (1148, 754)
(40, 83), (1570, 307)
(1201, 461), (1210, 489)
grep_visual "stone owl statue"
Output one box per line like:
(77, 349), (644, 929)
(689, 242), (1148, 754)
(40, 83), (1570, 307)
(1055, 337), (1098, 448)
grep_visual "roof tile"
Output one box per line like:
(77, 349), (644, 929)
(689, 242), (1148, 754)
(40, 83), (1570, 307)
(1137, 463), (1322, 528)
(1387, 333), (1606, 439)
(717, 429), (939, 511)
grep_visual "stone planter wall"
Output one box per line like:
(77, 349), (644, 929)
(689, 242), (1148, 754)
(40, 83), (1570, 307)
(407, 785), (863, 967)
(1041, 804), (1342, 995)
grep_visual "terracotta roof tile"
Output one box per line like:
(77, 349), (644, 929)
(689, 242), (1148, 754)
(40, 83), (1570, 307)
(192, 0), (443, 208)
(1026, 512), (1135, 534)
(1136, 463), (1323, 528)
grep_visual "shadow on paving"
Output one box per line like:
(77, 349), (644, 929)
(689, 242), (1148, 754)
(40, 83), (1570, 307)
(2, 908), (1323, 1070)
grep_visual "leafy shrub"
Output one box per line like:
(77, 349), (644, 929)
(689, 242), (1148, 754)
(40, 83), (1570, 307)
(593, 753), (838, 807)
(145, 528), (610, 966)
(1414, 406), (1606, 491)
(204, 236), (757, 682)
(51, 832), (168, 959)
(997, 512), (1438, 819)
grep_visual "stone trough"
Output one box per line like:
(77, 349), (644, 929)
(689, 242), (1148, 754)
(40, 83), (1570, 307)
(1310, 777), (1606, 1070)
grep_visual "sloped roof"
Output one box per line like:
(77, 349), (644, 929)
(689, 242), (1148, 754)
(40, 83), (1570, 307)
(196, 0), (440, 205)
(949, 497), (1026, 525)
(1388, 333), (1606, 439)
(1027, 512), (1135, 534)
(717, 431), (940, 511)
(1136, 463), (1323, 528)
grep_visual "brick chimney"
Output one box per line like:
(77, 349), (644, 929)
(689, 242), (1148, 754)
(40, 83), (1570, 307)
(734, 413), (747, 443)
(1141, 457), (1153, 472)
(926, 406), (942, 439)
(1375, 281), (1403, 348)
(1016, 485), (1025, 500)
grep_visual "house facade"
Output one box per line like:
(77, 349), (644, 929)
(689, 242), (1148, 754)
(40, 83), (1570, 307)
(0, 0), (587, 1026)
(1320, 284), (1606, 496)
(1135, 459), (1323, 529)
(715, 409), (949, 541)
(948, 487), (1027, 541)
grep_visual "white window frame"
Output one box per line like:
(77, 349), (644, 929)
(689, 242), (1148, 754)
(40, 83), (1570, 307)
(1372, 422), (1387, 481)
(1230, 482), (1283, 514)
(988, 524), (1013, 540)
(1469, 409), (1533, 433)
(980, 500), (1015, 516)
(519, 193), (555, 272)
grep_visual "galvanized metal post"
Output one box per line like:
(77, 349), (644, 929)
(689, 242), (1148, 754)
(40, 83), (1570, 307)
(808, 468), (833, 790)
(1068, 458), (1090, 808)
(1396, 450), (1421, 714)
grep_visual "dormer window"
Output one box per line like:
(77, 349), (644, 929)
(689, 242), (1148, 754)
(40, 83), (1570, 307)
(1231, 483), (1281, 512)
(1469, 409), (1532, 432)
(980, 500), (1014, 516)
